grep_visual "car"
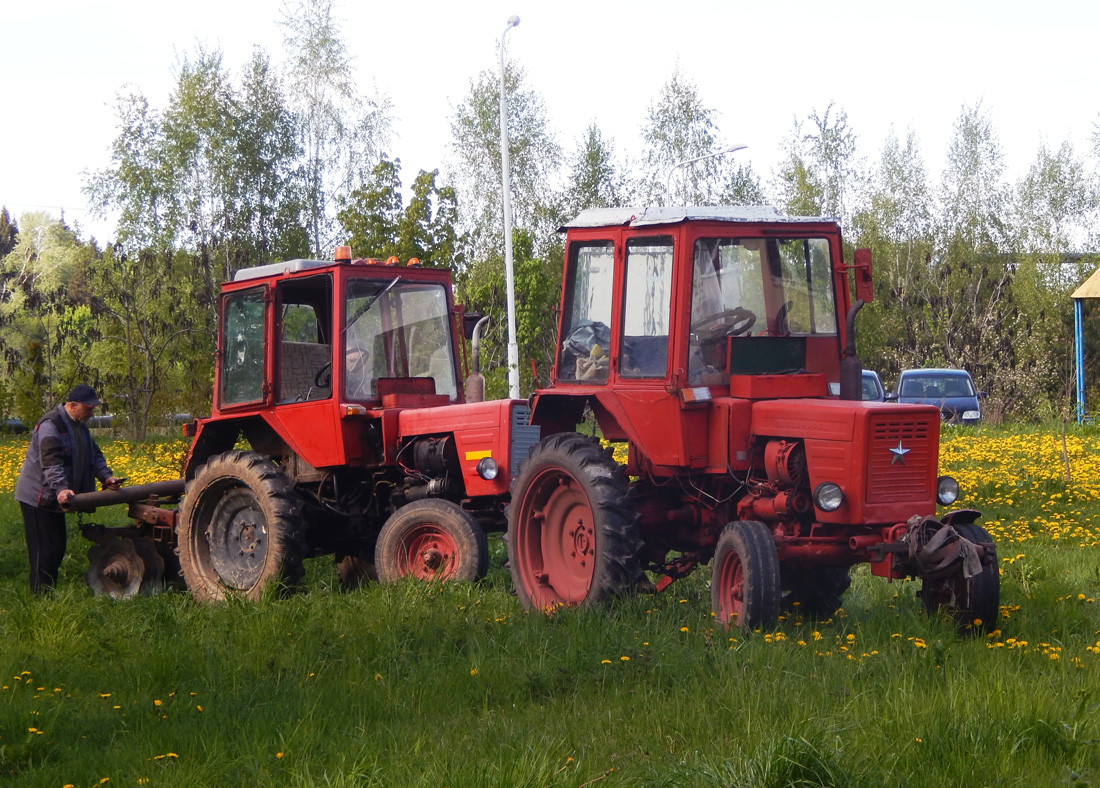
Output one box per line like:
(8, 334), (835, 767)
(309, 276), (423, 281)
(888, 368), (983, 424)
(861, 369), (885, 401)
(1, 417), (28, 434)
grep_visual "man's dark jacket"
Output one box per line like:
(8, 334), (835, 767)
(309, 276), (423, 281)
(14, 405), (112, 511)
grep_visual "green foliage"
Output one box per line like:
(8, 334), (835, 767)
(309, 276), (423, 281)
(0, 207), (17, 257)
(449, 58), (562, 259)
(280, 0), (393, 257)
(337, 157), (465, 270)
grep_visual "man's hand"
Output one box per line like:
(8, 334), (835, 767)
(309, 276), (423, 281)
(57, 489), (75, 506)
(104, 476), (123, 490)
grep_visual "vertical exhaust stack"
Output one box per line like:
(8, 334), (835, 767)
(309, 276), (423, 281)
(464, 316), (491, 403)
(839, 299), (865, 401)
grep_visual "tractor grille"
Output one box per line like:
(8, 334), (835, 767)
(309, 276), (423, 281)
(865, 416), (934, 503)
(510, 404), (541, 479)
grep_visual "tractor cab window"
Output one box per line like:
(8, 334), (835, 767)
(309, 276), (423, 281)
(559, 242), (615, 384)
(277, 275), (333, 403)
(620, 237), (673, 378)
(220, 287), (267, 407)
(689, 237), (837, 383)
(344, 279), (458, 401)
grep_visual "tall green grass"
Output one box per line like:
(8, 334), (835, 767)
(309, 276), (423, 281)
(1, 426), (1099, 786)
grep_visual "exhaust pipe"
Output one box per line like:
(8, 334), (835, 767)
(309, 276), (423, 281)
(839, 299), (865, 401)
(464, 315), (491, 403)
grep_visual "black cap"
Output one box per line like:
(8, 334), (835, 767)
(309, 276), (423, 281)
(66, 384), (102, 407)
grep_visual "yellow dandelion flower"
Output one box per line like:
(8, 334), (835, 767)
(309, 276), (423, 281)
(620, 656), (630, 661)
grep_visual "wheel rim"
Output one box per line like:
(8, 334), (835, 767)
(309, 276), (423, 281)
(515, 467), (596, 608)
(391, 523), (459, 580)
(714, 549), (745, 625)
(205, 487), (270, 591)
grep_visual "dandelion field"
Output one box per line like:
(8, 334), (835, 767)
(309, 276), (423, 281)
(1, 426), (1100, 787)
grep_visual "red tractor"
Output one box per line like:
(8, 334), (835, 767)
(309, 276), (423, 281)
(72, 248), (539, 600)
(72, 207), (996, 633)
(507, 206), (998, 631)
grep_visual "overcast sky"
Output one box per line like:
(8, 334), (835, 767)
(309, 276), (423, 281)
(3, 0), (1099, 244)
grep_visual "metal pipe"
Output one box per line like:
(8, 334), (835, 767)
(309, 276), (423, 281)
(500, 15), (521, 400)
(66, 479), (186, 512)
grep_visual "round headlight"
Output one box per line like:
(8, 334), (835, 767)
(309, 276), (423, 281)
(937, 475), (959, 505)
(476, 457), (499, 480)
(813, 482), (845, 512)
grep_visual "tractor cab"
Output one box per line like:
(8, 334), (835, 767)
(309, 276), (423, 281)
(533, 206), (867, 470)
(203, 251), (464, 472)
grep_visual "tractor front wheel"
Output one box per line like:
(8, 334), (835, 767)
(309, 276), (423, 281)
(711, 520), (781, 630)
(920, 523), (1000, 633)
(375, 499), (488, 583)
(507, 433), (644, 611)
(177, 451), (305, 603)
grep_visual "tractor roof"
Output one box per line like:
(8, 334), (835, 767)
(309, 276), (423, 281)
(233, 258), (332, 282)
(560, 206), (838, 230)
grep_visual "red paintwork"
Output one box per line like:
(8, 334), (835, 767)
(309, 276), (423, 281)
(388, 523), (460, 580)
(396, 399), (522, 498)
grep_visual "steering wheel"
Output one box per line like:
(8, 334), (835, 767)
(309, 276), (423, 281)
(690, 307), (757, 337)
(314, 362), (332, 389)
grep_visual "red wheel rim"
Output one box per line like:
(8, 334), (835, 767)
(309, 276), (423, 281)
(714, 549), (745, 625)
(514, 467), (595, 608)
(392, 524), (459, 581)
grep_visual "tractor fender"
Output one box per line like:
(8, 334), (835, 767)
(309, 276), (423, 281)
(940, 509), (982, 526)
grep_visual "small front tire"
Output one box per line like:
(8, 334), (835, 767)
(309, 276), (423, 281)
(711, 520), (781, 630)
(375, 499), (488, 583)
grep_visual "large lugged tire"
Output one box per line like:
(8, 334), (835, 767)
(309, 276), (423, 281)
(507, 432), (645, 611)
(711, 520), (781, 630)
(375, 499), (488, 583)
(920, 523), (1000, 634)
(177, 451), (305, 603)
(783, 566), (852, 618)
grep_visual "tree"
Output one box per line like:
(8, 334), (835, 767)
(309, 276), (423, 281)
(337, 156), (464, 269)
(775, 103), (860, 225)
(0, 207), (17, 257)
(0, 213), (97, 421)
(86, 245), (210, 440)
(280, 0), (392, 257)
(638, 67), (726, 206)
(449, 58), (562, 259)
(563, 123), (626, 216)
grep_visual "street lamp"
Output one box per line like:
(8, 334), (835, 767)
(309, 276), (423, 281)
(665, 143), (747, 204)
(500, 14), (521, 400)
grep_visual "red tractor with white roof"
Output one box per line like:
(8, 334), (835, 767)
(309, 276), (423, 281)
(67, 249), (539, 601)
(507, 206), (998, 631)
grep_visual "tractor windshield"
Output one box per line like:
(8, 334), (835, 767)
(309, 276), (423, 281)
(344, 280), (458, 401)
(689, 237), (837, 383)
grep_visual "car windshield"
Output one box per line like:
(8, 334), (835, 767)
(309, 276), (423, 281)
(900, 374), (974, 398)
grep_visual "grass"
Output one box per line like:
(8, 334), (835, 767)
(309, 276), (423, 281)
(0, 425), (1100, 786)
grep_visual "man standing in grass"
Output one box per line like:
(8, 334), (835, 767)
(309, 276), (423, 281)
(14, 385), (123, 593)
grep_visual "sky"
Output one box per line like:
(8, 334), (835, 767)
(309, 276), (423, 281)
(3, 0), (1099, 245)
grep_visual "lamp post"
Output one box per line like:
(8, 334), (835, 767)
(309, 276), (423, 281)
(500, 15), (521, 400)
(665, 144), (747, 204)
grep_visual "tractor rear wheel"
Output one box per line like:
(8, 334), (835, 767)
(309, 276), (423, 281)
(507, 432), (644, 611)
(177, 451), (305, 603)
(335, 550), (377, 589)
(783, 566), (852, 618)
(375, 499), (488, 583)
(920, 523), (1000, 634)
(711, 520), (781, 630)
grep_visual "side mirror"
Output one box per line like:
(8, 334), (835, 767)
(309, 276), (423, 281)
(885, 392), (899, 402)
(853, 248), (874, 303)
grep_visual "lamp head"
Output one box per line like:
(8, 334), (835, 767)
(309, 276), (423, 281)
(506, 15), (520, 28)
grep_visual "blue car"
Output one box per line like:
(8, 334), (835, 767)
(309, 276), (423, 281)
(889, 368), (983, 424)
(861, 369), (885, 401)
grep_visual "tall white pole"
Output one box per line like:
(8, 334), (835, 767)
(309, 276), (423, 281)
(501, 15), (521, 400)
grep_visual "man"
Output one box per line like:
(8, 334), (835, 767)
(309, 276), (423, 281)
(14, 384), (122, 593)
